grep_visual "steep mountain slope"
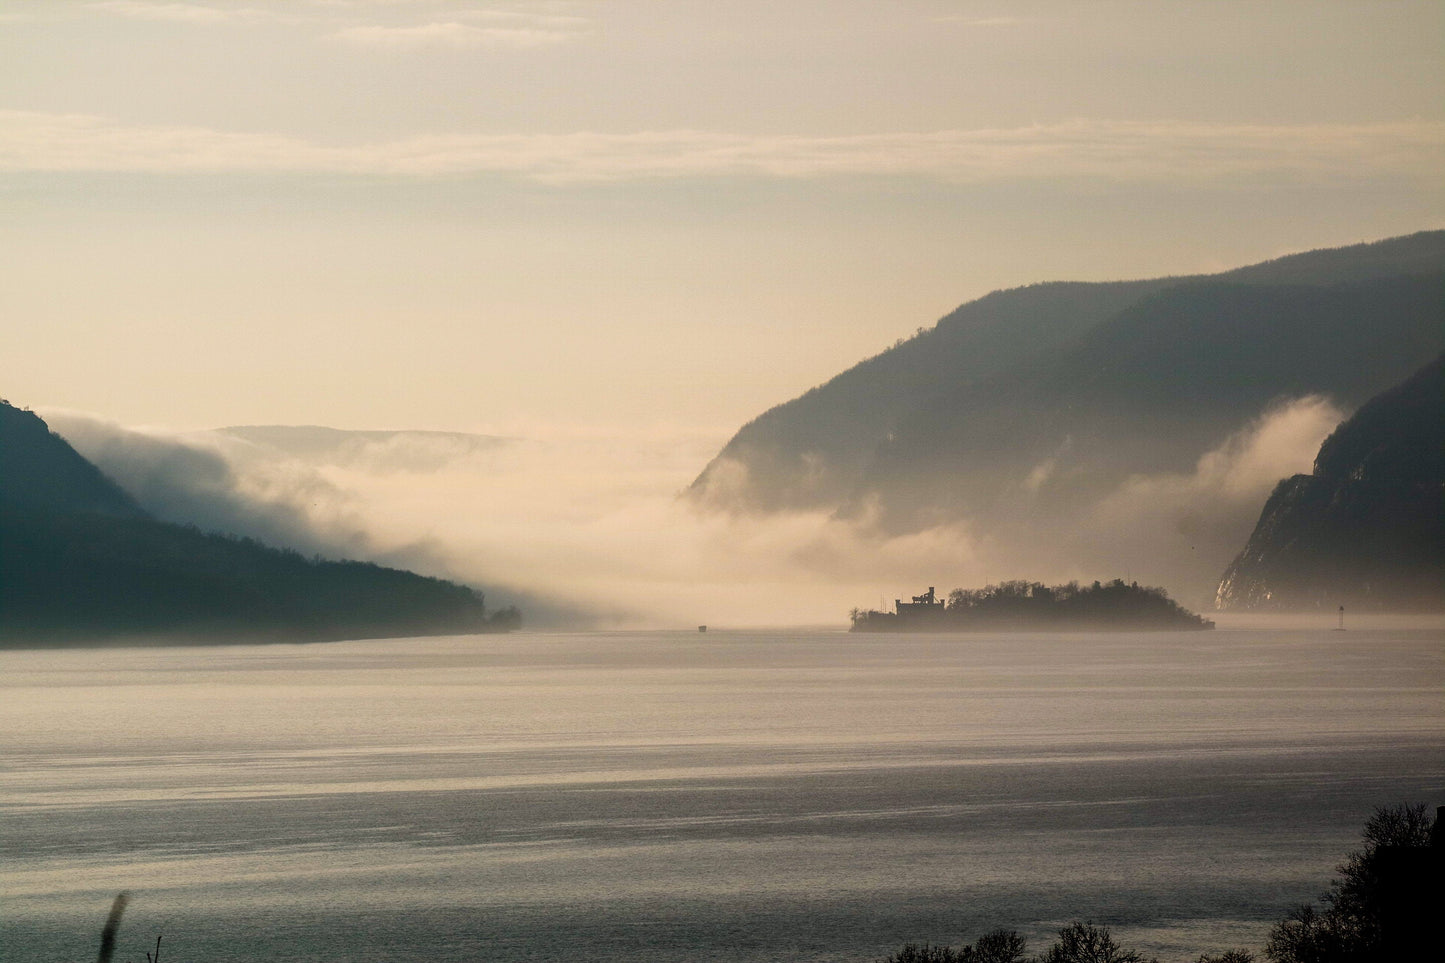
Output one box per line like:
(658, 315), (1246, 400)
(690, 278), (1175, 511)
(0, 400), (516, 645)
(865, 270), (1445, 528)
(690, 231), (1445, 519)
(0, 401), (145, 518)
(1216, 354), (1445, 611)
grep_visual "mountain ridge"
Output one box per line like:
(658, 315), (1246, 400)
(687, 230), (1445, 606)
(691, 230), (1445, 518)
(0, 401), (146, 520)
(0, 400), (519, 646)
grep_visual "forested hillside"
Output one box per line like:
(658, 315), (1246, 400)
(687, 231), (1445, 605)
(691, 231), (1445, 523)
(0, 401), (518, 646)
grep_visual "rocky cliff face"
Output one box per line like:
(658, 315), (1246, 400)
(1216, 354), (1445, 611)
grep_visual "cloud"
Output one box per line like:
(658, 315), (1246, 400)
(1021, 457), (1058, 493)
(86, 2), (587, 38)
(933, 16), (1042, 27)
(2, 111), (1441, 185)
(457, 9), (590, 29)
(90, 1), (282, 23)
(331, 21), (578, 49)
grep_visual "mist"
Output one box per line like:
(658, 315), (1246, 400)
(41, 393), (1345, 628)
(1060, 395), (1347, 607)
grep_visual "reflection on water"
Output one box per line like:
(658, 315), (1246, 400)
(2, 628), (1442, 962)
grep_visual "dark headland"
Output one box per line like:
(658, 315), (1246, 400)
(851, 580), (1215, 631)
(1216, 351), (1445, 612)
(0, 399), (520, 647)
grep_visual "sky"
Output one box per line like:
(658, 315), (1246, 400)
(4, 0), (1443, 432)
(4, 0), (1444, 624)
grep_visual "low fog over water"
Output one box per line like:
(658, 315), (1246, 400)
(44, 396), (1342, 627)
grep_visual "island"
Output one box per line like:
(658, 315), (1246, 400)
(850, 579), (1214, 632)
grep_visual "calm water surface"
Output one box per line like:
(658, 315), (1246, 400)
(3, 628), (1442, 962)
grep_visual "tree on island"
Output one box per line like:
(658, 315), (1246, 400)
(851, 579), (1213, 632)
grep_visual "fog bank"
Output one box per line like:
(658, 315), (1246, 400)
(46, 398), (1343, 627)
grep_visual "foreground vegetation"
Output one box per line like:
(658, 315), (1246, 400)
(94, 804), (1438, 962)
(879, 802), (1440, 962)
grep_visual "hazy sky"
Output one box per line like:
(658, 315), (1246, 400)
(4, 0), (1443, 433)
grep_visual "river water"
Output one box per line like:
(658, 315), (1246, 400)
(2, 627), (1442, 962)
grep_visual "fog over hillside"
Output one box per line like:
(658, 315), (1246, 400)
(39, 397), (1350, 625)
(47, 412), (1043, 625)
(690, 232), (1445, 610)
(48, 415), (725, 626)
(45, 234), (1445, 623)
(1218, 353), (1445, 612)
(1, 402), (507, 645)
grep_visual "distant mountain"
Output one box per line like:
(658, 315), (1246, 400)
(686, 231), (1445, 603)
(217, 425), (510, 471)
(1216, 354), (1445, 612)
(0, 401), (518, 646)
(690, 277), (1176, 513)
(691, 231), (1445, 518)
(863, 269), (1445, 527)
